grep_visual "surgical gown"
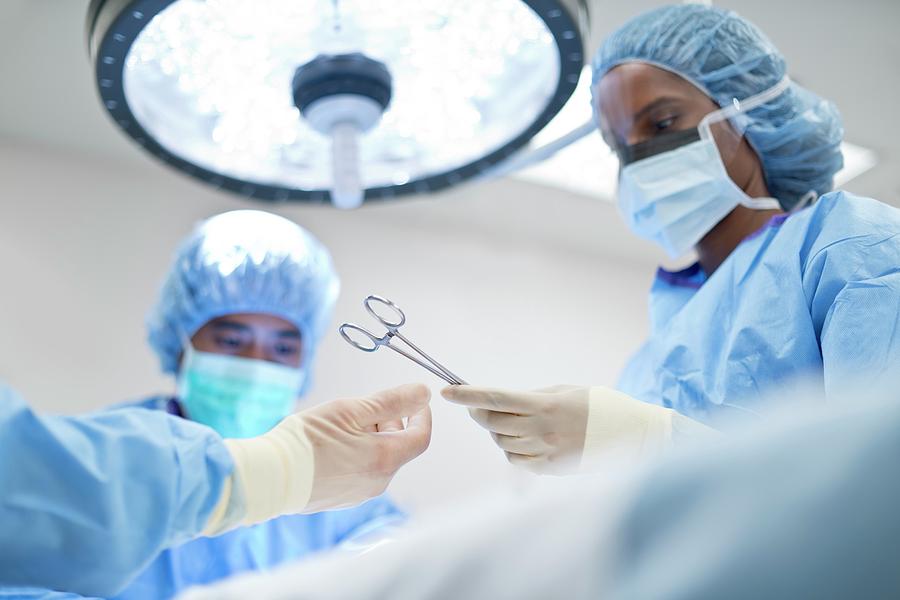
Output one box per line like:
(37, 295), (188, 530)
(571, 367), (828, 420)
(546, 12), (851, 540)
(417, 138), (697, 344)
(108, 396), (405, 600)
(0, 589), (100, 599)
(0, 384), (232, 598)
(617, 191), (900, 423)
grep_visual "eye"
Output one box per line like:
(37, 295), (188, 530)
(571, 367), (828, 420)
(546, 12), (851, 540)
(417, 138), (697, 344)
(653, 116), (677, 132)
(214, 334), (246, 350)
(274, 342), (300, 357)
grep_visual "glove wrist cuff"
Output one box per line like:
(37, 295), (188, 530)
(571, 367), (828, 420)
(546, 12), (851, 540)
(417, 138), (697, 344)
(580, 386), (674, 469)
(223, 418), (315, 526)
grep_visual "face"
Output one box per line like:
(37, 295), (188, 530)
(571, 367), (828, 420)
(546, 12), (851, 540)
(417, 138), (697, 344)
(189, 313), (303, 368)
(595, 63), (763, 192)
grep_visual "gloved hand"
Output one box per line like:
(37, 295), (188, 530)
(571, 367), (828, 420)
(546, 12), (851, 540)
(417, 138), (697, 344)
(442, 385), (709, 475)
(204, 383), (432, 534)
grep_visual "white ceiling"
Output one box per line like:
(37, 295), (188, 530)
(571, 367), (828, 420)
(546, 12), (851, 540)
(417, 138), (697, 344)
(0, 0), (897, 206)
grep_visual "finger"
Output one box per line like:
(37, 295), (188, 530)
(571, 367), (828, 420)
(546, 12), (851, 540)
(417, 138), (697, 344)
(442, 385), (533, 412)
(469, 408), (532, 437)
(441, 385), (535, 413)
(358, 383), (431, 427)
(491, 432), (543, 455)
(383, 405), (433, 464)
(505, 451), (545, 471)
(535, 384), (580, 394)
(376, 418), (405, 433)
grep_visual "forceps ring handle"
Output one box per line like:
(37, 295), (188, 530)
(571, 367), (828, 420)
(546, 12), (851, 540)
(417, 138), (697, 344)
(340, 323), (458, 385)
(339, 323), (383, 352)
(365, 295), (406, 328)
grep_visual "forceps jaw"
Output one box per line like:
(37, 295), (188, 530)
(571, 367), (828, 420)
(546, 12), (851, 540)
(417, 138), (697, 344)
(368, 333), (463, 386)
(390, 329), (467, 386)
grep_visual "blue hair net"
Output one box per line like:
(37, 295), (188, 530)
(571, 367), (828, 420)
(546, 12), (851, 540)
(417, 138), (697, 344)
(147, 210), (340, 383)
(591, 4), (844, 209)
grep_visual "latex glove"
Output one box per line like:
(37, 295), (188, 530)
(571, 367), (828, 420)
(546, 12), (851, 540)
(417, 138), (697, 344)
(204, 383), (432, 534)
(442, 385), (711, 475)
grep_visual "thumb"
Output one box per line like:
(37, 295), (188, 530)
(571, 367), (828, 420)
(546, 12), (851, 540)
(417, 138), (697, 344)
(384, 404), (433, 463)
(356, 383), (431, 427)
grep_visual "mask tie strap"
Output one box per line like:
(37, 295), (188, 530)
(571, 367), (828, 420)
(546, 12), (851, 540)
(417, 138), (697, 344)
(792, 190), (818, 212)
(741, 196), (782, 210)
(698, 75), (792, 140)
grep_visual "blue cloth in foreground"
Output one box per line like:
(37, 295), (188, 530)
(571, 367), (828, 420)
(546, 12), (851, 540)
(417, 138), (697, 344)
(109, 396), (406, 600)
(614, 390), (900, 599)
(0, 589), (100, 599)
(0, 384), (232, 598)
(618, 192), (900, 424)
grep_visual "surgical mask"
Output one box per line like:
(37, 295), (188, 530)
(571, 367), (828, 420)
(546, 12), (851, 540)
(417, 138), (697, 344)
(178, 344), (305, 438)
(616, 77), (790, 258)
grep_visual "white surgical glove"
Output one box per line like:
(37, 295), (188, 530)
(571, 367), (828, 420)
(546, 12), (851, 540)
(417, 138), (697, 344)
(442, 385), (715, 475)
(204, 383), (432, 534)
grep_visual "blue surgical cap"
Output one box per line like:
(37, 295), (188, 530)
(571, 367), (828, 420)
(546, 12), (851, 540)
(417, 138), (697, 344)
(147, 210), (340, 379)
(591, 3), (844, 209)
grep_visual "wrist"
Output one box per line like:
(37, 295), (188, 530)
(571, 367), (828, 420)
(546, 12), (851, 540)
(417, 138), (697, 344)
(581, 386), (674, 467)
(201, 473), (247, 537)
(221, 417), (315, 526)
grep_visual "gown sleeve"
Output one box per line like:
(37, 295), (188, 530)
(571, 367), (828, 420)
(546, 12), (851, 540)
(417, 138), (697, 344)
(802, 209), (900, 399)
(0, 384), (233, 597)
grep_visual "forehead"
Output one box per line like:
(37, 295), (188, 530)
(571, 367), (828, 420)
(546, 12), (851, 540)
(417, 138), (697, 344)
(202, 313), (299, 334)
(595, 63), (710, 129)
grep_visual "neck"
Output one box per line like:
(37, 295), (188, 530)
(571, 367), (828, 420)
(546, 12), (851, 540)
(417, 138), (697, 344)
(695, 168), (782, 275)
(696, 206), (782, 274)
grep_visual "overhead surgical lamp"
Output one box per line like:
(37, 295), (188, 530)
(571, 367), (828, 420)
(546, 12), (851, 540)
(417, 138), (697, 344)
(86, 0), (589, 208)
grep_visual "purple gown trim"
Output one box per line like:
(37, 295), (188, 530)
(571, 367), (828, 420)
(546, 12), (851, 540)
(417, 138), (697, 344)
(164, 397), (186, 418)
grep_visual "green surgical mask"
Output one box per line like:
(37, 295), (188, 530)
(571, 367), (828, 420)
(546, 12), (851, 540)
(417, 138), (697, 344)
(177, 345), (305, 438)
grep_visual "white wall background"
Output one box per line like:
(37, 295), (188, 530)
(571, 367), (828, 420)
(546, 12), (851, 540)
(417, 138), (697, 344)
(0, 140), (658, 513)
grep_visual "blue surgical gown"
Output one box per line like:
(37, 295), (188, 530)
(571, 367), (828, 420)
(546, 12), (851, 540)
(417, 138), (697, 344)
(107, 396), (405, 600)
(0, 590), (100, 599)
(0, 384), (232, 598)
(618, 191), (900, 424)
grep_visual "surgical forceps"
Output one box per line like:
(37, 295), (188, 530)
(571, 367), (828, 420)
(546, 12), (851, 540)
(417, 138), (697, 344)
(339, 295), (467, 385)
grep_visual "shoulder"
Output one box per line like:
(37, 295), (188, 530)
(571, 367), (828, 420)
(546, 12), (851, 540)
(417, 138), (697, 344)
(786, 192), (900, 311)
(795, 191), (900, 261)
(105, 394), (172, 412)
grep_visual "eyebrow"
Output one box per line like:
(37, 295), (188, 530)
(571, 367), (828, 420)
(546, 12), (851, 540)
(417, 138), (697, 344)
(276, 330), (302, 339)
(632, 96), (682, 122)
(211, 320), (252, 332)
(211, 319), (301, 338)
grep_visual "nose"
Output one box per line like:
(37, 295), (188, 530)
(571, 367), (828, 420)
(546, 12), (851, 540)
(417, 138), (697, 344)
(624, 132), (644, 147)
(241, 343), (269, 362)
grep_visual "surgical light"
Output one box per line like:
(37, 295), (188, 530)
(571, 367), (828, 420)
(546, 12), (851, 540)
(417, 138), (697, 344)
(86, 0), (588, 207)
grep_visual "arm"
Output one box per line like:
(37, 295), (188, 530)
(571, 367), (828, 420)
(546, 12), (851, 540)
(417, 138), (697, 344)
(798, 208), (900, 399)
(0, 383), (432, 596)
(582, 386), (719, 460)
(0, 384), (232, 597)
(442, 385), (718, 475)
(820, 271), (900, 399)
